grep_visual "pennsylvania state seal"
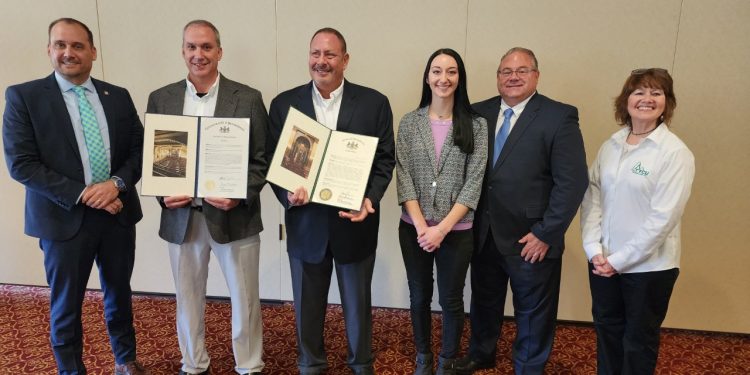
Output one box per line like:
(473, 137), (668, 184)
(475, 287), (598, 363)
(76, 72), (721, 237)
(319, 188), (332, 201)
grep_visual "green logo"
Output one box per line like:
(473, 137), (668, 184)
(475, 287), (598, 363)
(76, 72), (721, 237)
(631, 162), (649, 176)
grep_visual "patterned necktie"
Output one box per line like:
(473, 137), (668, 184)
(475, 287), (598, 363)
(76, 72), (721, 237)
(493, 108), (514, 166)
(72, 86), (109, 183)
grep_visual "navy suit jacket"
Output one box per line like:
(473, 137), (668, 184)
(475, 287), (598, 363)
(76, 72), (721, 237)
(3, 73), (143, 241)
(472, 93), (588, 258)
(267, 80), (395, 264)
(146, 75), (269, 244)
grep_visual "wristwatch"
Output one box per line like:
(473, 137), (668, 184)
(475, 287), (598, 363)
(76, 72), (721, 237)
(111, 176), (127, 192)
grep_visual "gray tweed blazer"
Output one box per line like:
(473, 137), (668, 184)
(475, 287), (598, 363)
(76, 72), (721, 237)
(396, 106), (487, 223)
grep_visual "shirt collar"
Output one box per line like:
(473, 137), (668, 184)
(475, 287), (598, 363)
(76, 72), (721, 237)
(646, 122), (670, 145)
(312, 80), (345, 103)
(612, 122), (669, 146)
(54, 71), (95, 93)
(185, 73), (220, 99)
(500, 91), (536, 113)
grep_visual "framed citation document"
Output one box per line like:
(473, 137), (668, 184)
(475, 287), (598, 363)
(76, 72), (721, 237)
(266, 107), (378, 211)
(140, 113), (250, 198)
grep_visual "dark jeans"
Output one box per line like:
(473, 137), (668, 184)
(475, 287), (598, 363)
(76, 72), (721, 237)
(41, 207), (137, 375)
(589, 264), (679, 375)
(399, 221), (473, 358)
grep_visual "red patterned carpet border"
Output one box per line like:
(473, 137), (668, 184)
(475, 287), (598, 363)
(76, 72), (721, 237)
(0, 284), (748, 374)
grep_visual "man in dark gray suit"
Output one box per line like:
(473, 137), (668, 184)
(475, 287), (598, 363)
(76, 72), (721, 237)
(266, 28), (395, 375)
(146, 20), (268, 375)
(456, 47), (588, 375)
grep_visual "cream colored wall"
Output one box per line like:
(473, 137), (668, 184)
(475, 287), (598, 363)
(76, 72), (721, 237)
(666, 0), (750, 331)
(1, 0), (747, 333)
(0, 0), (103, 289)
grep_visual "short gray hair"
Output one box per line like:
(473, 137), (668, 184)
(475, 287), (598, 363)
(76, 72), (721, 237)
(501, 47), (538, 70)
(183, 19), (221, 47)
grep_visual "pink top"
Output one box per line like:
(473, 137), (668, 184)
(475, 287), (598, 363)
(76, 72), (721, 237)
(401, 118), (473, 231)
(431, 118), (452, 165)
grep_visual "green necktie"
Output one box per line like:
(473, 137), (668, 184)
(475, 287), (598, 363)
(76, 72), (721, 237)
(72, 86), (109, 183)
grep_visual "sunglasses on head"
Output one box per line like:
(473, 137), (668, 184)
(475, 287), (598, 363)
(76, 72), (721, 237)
(631, 68), (669, 75)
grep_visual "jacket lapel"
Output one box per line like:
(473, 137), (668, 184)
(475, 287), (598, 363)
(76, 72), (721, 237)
(437, 128), (456, 175)
(414, 107), (439, 174)
(336, 80), (355, 132)
(292, 82), (316, 120)
(482, 97), (501, 170)
(91, 78), (117, 160)
(493, 93), (540, 170)
(45, 74), (82, 163)
(214, 74), (238, 117)
(162, 81), (187, 115)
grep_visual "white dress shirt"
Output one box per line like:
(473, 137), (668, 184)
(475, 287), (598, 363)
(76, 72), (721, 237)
(183, 74), (219, 205)
(581, 124), (695, 273)
(496, 91), (535, 136)
(312, 80), (344, 129)
(183, 74), (220, 117)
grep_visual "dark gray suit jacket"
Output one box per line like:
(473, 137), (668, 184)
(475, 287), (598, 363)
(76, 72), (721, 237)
(3, 73), (143, 241)
(146, 74), (269, 244)
(472, 93), (588, 258)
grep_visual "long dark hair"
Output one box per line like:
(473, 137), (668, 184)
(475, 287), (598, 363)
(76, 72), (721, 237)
(419, 48), (477, 154)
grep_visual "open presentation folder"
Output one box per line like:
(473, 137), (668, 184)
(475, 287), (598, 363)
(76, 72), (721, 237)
(266, 107), (378, 211)
(140, 113), (250, 199)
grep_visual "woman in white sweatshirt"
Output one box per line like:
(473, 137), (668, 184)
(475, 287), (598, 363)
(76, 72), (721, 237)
(580, 68), (695, 375)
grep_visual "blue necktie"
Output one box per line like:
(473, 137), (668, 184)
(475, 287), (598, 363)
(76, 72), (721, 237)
(72, 86), (109, 183)
(493, 108), (513, 166)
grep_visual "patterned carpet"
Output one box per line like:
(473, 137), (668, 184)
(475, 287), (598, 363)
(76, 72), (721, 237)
(0, 284), (747, 374)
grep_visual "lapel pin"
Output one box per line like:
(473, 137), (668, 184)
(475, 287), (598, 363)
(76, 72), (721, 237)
(104, 90), (109, 95)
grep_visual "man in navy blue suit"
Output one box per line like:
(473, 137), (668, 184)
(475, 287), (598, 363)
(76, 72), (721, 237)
(2, 18), (148, 375)
(456, 47), (588, 375)
(266, 28), (394, 375)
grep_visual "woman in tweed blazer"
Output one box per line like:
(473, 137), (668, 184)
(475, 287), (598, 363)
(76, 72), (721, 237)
(396, 48), (487, 375)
